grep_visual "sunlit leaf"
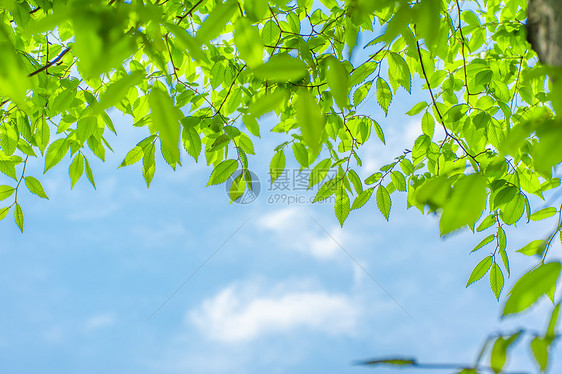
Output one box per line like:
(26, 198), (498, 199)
(503, 262), (561, 316)
(149, 86), (181, 165)
(253, 55), (309, 82)
(207, 159), (238, 186)
(270, 150), (286, 183)
(376, 185), (391, 221)
(196, 0), (238, 44)
(24, 176), (48, 199)
(466, 256), (493, 287)
(297, 90), (325, 159)
(14, 203), (23, 233)
(440, 174), (487, 236)
(490, 263), (504, 301)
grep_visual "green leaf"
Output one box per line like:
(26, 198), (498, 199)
(530, 207), (557, 221)
(503, 262), (561, 316)
(490, 337), (507, 373)
(0, 123), (18, 155)
(353, 81), (372, 107)
(14, 203), (23, 233)
(238, 133), (255, 155)
(421, 112), (435, 139)
(120, 146), (144, 168)
(471, 234), (495, 253)
(260, 20), (281, 46)
(0, 206), (9, 221)
(196, 0), (237, 45)
(347, 169), (362, 193)
(376, 185), (391, 221)
(297, 90), (325, 158)
(376, 77), (392, 116)
(466, 256), (493, 287)
(243, 115), (260, 137)
(313, 178), (338, 202)
(234, 18), (264, 68)
(0, 185), (15, 201)
(350, 62), (377, 86)
(477, 215), (496, 232)
(292, 143), (309, 167)
(35, 116), (50, 155)
(270, 150), (286, 183)
(309, 158), (331, 188)
(390, 171), (406, 191)
(387, 52), (411, 93)
(229, 173), (246, 202)
(500, 192), (525, 225)
(490, 263), (504, 301)
(361, 358), (416, 366)
(245, 0), (268, 21)
(166, 23), (208, 63)
(207, 159), (238, 186)
(24, 176), (48, 199)
(516, 240), (546, 257)
(440, 174), (487, 236)
(351, 188), (373, 211)
(335, 185), (350, 227)
(44, 139), (69, 173)
(248, 89), (287, 118)
(84, 156), (96, 189)
(69, 154), (84, 188)
(142, 142), (156, 188)
(530, 337), (548, 372)
(253, 55), (309, 82)
(182, 125), (202, 162)
(150, 86), (181, 165)
(77, 116), (97, 142)
(326, 57), (350, 109)
(94, 71), (145, 114)
(499, 245), (510, 276)
(368, 119), (385, 145)
(406, 101), (427, 116)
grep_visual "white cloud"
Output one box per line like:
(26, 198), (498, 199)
(256, 206), (348, 259)
(83, 313), (116, 332)
(188, 281), (360, 343)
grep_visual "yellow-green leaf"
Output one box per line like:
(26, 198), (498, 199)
(196, 0), (238, 45)
(376, 185), (391, 221)
(69, 154), (84, 188)
(466, 256), (493, 287)
(503, 262), (561, 316)
(208, 159), (238, 186)
(326, 57), (350, 109)
(490, 262), (504, 301)
(253, 55), (308, 82)
(297, 90), (325, 159)
(270, 150), (286, 183)
(14, 203), (23, 232)
(149, 86), (181, 165)
(233, 18), (264, 68)
(440, 174), (487, 236)
(24, 176), (48, 199)
(376, 77), (392, 116)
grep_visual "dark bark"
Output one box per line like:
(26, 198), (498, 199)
(527, 0), (562, 66)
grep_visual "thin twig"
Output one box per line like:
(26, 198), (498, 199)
(28, 47), (71, 77)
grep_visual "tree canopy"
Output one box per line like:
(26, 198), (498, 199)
(1, 0), (561, 372)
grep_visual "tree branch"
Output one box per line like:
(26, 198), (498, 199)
(28, 47), (71, 77)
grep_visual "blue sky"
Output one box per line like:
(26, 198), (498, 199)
(2, 8), (562, 371)
(1, 81), (561, 374)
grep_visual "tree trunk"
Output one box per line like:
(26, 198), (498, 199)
(527, 0), (562, 66)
